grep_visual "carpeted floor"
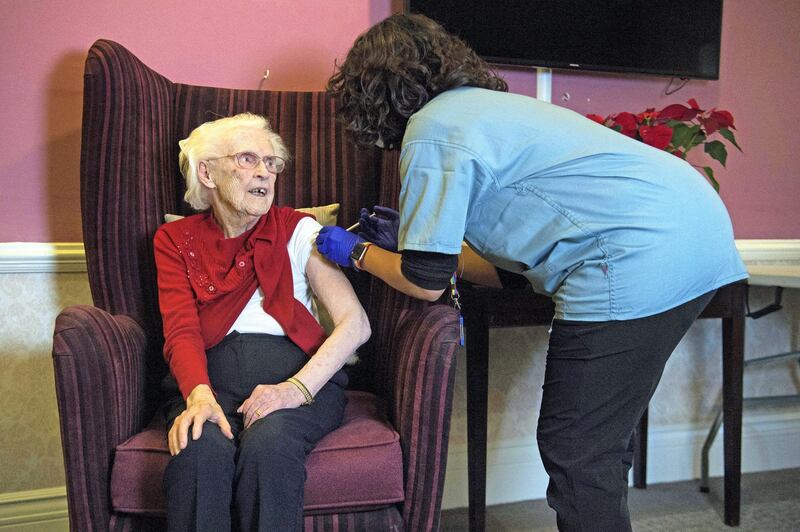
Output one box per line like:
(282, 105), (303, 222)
(440, 468), (800, 531)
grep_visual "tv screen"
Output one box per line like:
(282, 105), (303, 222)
(406, 0), (723, 80)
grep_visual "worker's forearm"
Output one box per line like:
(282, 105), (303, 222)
(359, 246), (445, 301)
(458, 244), (502, 288)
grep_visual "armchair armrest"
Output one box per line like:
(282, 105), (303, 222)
(52, 304), (148, 532)
(388, 304), (460, 532)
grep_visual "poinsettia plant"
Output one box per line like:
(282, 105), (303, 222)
(587, 99), (741, 191)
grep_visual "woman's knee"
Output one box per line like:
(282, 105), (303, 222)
(167, 424), (236, 470)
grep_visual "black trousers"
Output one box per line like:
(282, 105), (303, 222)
(537, 290), (716, 532)
(162, 333), (347, 532)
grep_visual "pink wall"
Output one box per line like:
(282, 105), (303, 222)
(501, 0), (800, 239)
(0, 0), (797, 242)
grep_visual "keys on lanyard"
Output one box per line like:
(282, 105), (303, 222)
(450, 272), (465, 346)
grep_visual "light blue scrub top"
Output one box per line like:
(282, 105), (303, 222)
(398, 87), (748, 320)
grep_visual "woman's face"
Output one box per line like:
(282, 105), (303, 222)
(205, 127), (278, 224)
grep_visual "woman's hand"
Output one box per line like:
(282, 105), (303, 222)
(358, 205), (400, 252)
(237, 382), (306, 429)
(168, 384), (233, 456)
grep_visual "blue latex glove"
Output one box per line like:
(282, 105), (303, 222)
(315, 226), (364, 267)
(358, 205), (400, 252)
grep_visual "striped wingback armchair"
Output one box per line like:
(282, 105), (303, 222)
(52, 39), (459, 532)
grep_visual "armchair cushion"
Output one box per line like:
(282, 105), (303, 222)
(110, 390), (404, 516)
(295, 203), (340, 227)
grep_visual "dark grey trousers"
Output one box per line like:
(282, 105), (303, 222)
(162, 333), (347, 532)
(537, 289), (716, 532)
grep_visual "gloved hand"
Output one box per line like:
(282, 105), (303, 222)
(358, 205), (400, 252)
(315, 226), (364, 267)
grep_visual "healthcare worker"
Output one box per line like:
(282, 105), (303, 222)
(316, 13), (748, 532)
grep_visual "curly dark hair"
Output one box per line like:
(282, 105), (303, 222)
(327, 13), (508, 148)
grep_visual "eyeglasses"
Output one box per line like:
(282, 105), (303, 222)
(206, 152), (286, 173)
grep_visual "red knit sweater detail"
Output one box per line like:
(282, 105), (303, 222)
(153, 207), (326, 398)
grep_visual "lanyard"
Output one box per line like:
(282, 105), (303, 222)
(450, 272), (465, 346)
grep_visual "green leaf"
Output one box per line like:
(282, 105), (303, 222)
(688, 129), (706, 150)
(670, 123), (697, 150)
(704, 140), (728, 166)
(719, 128), (742, 152)
(702, 166), (720, 192)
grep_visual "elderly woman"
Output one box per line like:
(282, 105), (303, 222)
(153, 112), (370, 531)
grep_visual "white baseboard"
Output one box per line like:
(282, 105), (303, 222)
(442, 410), (800, 509)
(0, 487), (68, 531)
(735, 239), (800, 263)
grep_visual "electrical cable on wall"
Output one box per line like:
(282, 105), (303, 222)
(664, 77), (690, 95)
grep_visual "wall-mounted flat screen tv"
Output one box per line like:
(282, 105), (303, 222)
(406, 0), (724, 80)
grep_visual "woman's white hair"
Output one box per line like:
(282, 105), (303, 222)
(178, 113), (289, 211)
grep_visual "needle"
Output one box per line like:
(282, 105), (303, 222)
(346, 212), (377, 232)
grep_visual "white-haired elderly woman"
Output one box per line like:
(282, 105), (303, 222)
(153, 112), (371, 531)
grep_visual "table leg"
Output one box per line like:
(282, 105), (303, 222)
(633, 408), (648, 489)
(722, 284), (746, 526)
(465, 310), (490, 532)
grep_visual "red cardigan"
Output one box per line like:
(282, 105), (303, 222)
(153, 207), (327, 398)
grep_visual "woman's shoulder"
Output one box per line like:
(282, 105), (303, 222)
(161, 212), (208, 227)
(155, 212), (211, 239)
(406, 88), (507, 142)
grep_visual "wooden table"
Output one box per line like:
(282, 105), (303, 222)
(459, 281), (747, 530)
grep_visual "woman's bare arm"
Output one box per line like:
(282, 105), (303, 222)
(457, 243), (502, 288)
(238, 248), (371, 426)
(291, 248), (371, 395)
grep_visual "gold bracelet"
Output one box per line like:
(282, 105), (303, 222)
(286, 377), (314, 405)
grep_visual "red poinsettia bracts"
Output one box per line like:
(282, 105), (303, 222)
(588, 99), (741, 191)
(638, 125), (673, 150)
